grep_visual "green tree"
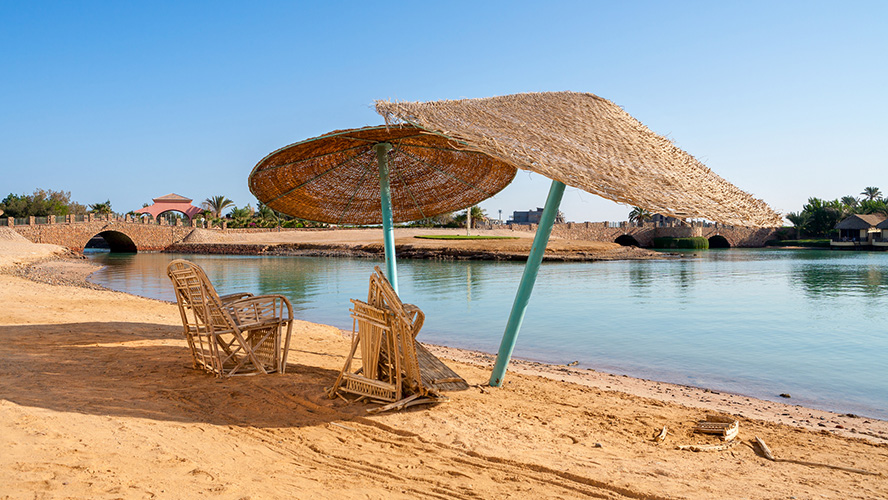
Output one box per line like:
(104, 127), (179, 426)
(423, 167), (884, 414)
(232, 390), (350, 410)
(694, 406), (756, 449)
(628, 206), (652, 225)
(785, 211), (810, 239)
(226, 205), (253, 227)
(0, 194), (28, 218)
(861, 186), (882, 201)
(453, 206), (487, 228)
(203, 195), (234, 218)
(89, 200), (113, 215)
(840, 195), (859, 213)
(857, 199), (888, 215)
(0, 189), (76, 217)
(256, 202), (279, 227)
(800, 197), (842, 237)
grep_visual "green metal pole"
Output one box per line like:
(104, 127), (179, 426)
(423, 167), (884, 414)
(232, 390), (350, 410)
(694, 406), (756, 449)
(489, 179), (566, 386)
(375, 142), (398, 294)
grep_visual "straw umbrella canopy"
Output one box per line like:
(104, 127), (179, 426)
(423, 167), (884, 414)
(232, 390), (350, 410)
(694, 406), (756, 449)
(376, 91), (782, 385)
(248, 125), (517, 292)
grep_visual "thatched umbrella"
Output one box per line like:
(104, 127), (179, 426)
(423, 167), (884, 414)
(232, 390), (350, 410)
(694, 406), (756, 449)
(376, 91), (782, 385)
(248, 125), (516, 293)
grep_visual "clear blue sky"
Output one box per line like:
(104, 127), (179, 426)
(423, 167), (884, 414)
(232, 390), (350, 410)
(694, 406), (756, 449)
(2, 1), (885, 223)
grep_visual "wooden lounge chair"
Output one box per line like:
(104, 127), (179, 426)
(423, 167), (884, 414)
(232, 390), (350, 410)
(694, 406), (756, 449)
(167, 259), (294, 377)
(327, 267), (467, 412)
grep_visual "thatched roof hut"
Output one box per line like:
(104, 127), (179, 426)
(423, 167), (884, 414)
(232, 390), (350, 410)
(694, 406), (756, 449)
(835, 213), (887, 230)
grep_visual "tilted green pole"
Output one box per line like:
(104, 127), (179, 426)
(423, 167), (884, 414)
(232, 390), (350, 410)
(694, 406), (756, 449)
(489, 179), (566, 386)
(374, 142), (398, 294)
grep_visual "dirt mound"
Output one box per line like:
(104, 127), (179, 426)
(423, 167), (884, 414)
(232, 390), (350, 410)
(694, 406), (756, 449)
(0, 227), (29, 242)
(181, 228), (223, 244)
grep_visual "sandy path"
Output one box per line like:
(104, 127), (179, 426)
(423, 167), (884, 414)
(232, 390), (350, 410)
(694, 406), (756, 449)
(1, 239), (887, 498)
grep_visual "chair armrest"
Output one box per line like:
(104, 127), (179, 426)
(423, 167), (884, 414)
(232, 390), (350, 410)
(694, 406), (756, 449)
(219, 292), (253, 304)
(402, 303), (425, 338)
(226, 294), (294, 325)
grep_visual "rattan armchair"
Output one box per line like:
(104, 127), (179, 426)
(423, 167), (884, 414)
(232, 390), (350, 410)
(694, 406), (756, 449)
(167, 259), (294, 377)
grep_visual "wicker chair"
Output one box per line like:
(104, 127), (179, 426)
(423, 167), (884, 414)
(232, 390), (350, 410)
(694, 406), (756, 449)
(328, 267), (467, 412)
(367, 267), (424, 339)
(167, 259), (294, 377)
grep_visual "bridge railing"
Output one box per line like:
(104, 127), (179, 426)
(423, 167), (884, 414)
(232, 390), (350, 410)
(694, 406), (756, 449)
(3, 213), (214, 228)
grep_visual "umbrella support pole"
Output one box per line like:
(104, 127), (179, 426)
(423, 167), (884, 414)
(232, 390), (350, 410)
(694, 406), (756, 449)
(489, 180), (565, 387)
(374, 142), (398, 294)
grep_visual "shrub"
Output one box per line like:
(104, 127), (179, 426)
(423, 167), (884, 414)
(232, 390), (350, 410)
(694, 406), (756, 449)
(652, 237), (709, 249)
(765, 239), (830, 248)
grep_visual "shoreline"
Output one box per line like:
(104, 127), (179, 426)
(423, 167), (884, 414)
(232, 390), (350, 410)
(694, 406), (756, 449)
(13, 254), (888, 443)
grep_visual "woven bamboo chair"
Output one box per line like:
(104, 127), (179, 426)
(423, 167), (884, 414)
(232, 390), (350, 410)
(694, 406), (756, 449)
(327, 267), (467, 412)
(367, 266), (424, 338)
(167, 259), (294, 377)
(327, 299), (404, 402)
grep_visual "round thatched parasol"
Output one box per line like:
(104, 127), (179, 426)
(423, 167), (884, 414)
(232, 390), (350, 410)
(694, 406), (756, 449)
(375, 91), (782, 386)
(248, 125), (516, 292)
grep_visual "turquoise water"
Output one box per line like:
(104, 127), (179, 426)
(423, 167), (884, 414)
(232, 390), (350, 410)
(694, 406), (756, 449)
(86, 249), (888, 419)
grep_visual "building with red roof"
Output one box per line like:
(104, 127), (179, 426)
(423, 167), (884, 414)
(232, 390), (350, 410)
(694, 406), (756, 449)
(134, 193), (203, 222)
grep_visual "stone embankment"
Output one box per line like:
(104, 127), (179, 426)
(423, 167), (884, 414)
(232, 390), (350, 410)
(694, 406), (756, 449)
(165, 240), (667, 262)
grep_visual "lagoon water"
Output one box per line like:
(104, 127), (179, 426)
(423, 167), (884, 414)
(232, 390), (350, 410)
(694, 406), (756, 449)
(87, 249), (888, 419)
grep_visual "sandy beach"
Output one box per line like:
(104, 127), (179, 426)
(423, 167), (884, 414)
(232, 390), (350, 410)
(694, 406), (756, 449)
(1, 231), (886, 499)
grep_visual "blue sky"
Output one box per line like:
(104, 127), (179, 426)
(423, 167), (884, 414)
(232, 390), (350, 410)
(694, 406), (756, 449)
(1, 1), (885, 223)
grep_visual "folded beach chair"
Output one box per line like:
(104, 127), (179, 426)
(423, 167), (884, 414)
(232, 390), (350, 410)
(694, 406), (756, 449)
(327, 267), (467, 412)
(368, 267), (469, 394)
(167, 259), (294, 377)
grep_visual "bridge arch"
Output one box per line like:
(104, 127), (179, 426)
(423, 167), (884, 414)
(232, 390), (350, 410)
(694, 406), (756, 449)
(615, 234), (641, 247)
(708, 235), (731, 248)
(87, 230), (138, 253)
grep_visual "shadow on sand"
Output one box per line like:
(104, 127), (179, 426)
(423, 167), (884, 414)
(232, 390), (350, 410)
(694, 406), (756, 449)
(0, 321), (365, 428)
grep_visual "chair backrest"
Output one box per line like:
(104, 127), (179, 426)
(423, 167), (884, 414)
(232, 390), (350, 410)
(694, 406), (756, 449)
(167, 259), (236, 333)
(367, 267), (426, 395)
(368, 266), (424, 337)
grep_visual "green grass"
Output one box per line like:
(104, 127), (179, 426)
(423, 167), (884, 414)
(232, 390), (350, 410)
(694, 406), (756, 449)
(414, 235), (520, 240)
(765, 239), (831, 248)
(652, 237), (709, 249)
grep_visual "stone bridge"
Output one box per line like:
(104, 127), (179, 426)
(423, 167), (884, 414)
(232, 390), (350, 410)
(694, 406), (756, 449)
(507, 222), (780, 248)
(8, 216), (196, 252)
(7, 214), (780, 253)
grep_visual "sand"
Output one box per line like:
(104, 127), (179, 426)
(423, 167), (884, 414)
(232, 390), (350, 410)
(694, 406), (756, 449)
(1, 236), (887, 499)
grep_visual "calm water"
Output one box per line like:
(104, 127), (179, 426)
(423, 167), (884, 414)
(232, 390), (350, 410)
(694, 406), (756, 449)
(86, 249), (888, 419)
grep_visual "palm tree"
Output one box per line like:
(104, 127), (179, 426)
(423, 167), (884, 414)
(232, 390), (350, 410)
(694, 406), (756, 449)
(257, 202), (279, 227)
(203, 195), (234, 218)
(785, 211), (810, 239)
(628, 206), (652, 225)
(841, 195), (859, 209)
(228, 205), (252, 220)
(861, 186), (882, 201)
(88, 200), (113, 215)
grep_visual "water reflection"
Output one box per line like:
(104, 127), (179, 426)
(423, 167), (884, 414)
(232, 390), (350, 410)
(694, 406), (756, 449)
(410, 260), (487, 302)
(791, 262), (887, 299)
(627, 262), (653, 297)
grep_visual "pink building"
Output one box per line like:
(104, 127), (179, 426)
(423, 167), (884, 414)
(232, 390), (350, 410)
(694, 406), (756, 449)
(135, 193), (203, 222)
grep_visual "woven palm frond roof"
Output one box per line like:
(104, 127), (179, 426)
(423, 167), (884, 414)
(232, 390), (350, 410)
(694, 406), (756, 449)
(836, 213), (887, 230)
(376, 92), (782, 227)
(248, 125), (516, 225)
